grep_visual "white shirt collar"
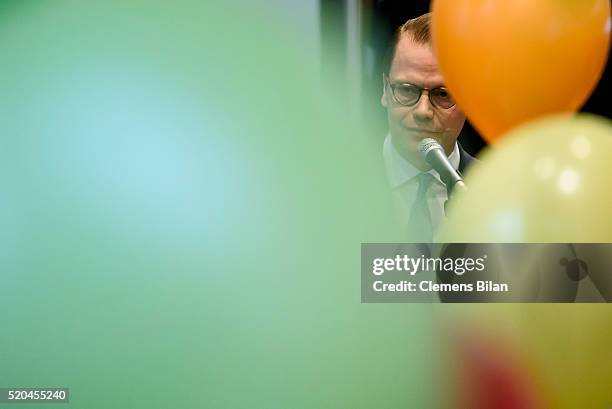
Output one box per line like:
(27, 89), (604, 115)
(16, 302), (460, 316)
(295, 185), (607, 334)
(383, 133), (460, 189)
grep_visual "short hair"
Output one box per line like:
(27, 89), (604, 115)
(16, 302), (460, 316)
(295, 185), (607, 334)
(382, 13), (432, 75)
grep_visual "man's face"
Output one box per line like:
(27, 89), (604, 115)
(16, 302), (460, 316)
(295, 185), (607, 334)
(381, 37), (466, 169)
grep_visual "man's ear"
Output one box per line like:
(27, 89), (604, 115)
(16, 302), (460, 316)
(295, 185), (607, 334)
(380, 73), (388, 108)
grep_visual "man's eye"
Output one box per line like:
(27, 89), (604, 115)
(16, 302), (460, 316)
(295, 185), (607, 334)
(397, 85), (419, 96)
(434, 89), (449, 98)
(398, 85), (415, 91)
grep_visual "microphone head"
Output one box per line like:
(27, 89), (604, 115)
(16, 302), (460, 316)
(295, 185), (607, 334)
(417, 138), (443, 158)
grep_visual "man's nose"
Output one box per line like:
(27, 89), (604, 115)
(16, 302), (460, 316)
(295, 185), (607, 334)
(412, 92), (434, 121)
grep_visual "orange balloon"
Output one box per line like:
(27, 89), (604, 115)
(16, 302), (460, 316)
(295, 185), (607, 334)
(431, 0), (610, 143)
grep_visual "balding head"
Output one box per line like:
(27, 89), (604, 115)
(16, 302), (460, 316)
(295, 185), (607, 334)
(383, 13), (432, 76)
(380, 13), (466, 169)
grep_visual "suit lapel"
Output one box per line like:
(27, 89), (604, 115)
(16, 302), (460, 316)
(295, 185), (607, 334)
(458, 143), (477, 175)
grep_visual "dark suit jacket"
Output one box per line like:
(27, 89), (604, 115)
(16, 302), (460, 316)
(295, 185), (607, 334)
(458, 143), (477, 175)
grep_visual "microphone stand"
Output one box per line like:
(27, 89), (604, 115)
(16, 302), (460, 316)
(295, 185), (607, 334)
(440, 171), (466, 215)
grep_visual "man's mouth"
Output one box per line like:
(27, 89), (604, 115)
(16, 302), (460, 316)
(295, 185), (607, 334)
(405, 127), (441, 136)
(406, 127), (440, 133)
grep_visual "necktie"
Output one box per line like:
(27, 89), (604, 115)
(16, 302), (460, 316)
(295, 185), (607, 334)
(406, 173), (433, 242)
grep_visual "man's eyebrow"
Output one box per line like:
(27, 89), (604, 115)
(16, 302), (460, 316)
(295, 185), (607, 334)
(392, 78), (446, 88)
(390, 77), (420, 85)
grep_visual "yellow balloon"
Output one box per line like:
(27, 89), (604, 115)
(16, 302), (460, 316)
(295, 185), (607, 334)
(520, 304), (612, 409)
(438, 304), (612, 409)
(440, 114), (612, 409)
(442, 114), (612, 243)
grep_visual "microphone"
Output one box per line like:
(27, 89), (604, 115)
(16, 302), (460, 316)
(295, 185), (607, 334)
(417, 138), (466, 192)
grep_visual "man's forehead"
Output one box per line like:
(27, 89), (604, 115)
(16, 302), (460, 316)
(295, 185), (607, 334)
(389, 38), (443, 86)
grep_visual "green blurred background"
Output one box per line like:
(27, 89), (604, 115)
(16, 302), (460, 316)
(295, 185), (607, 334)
(0, 1), (439, 408)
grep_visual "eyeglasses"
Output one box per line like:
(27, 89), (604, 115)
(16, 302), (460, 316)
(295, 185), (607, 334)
(385, 76), (456, 109)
